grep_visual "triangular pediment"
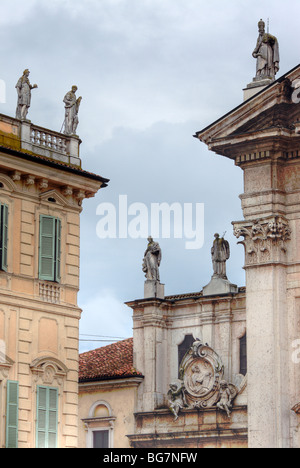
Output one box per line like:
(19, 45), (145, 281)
(195, 64), (300, 159)
(231, 101), (298, 136)
(0, 351), (14, 378)
(0, 351), (14, 366)
(40, 189), (69, 207)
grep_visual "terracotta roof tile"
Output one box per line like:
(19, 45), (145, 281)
(79, 337), (142, 382)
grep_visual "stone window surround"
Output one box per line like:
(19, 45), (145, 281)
(82, 400), (116, 449)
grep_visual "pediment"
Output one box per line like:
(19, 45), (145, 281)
(0, 352), (14, 379)
(195, 64), (300, 159)
(30, 356), (69, 385)
(231, 101), (299, 136)
(40, 189), (69, 207)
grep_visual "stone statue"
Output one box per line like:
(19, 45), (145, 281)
(252, 19), (280, 81)
(211, 233), (230, 280)
(169, 340), (239, 420)
(63, 86), (82, 135)
(167, 382), (188, 421)
(216, 380), (237, 418)
(142, 236), (161, 282)
(187, 362), (214, 397)
(15, 69), (38, 120)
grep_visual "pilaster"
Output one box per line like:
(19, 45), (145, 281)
(195, 66), (300, 448)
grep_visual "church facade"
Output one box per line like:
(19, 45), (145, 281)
(79, 21), (300, 449)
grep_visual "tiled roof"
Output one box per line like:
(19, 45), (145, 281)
(165, 291), (203, 300)
(165, 287), (246, 301)
(79, 337), (143, 383)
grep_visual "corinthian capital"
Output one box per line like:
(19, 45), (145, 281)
(233, 216), (291, 266)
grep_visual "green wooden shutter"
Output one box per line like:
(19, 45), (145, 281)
(2, 204), (8, 271)
(39, 216), (62, 283)
(55, 219), (61, 283)
(39, 216), (55, 281)
(36, 386), (58, 449)
(48, 388), (59, 448)
(6, 380), (19, 448)
(0, 203), (8, 271)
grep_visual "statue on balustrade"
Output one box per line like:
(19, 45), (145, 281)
(63, 85), (82, 135)
(15, 69), (38, 120)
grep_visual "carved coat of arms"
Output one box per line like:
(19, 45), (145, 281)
(168, 339), (239, 420)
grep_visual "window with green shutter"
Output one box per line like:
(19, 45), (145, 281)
(36, 386), (58, 449)
(39, 216), (61, 282)
(0, 203), (8, 272)
(6, 380), (19, 448)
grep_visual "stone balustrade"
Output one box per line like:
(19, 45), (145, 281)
(0, 113), (81, 167)
(30, 125), (68, 155)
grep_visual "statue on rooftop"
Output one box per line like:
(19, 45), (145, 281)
(211, 233), (230, 280)
(142, 236), (161, 282)
(63, 85), (82, 135)
(252, 19), (280, 81)
(15, 69), (38, 120)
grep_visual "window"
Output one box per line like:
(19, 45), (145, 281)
(239, 333), (247, 376)
(0, 203), (8, 272)
(83, 401), (115, 448)
(36, 386), (58, 448)
(178, 334), (195, 377)
(93, 430), (109, 448)
(6, 380), (19, 448)
(39, 216), (61, 282)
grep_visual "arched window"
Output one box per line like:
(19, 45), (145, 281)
(178, 334), (195, 377)
(239, 333), (247, 376)
(83, 400), (115, 448)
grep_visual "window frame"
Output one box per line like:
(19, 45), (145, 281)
(5, 380), (19, 448)
(0, 203), (8, 272)
(83, 400), (115, 449)
(36, 385), (59, 449)
(239, 333), (247, 376)
(38, 215), (61, 283)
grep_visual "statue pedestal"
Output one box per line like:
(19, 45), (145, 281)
(203, 276), (238, 297)
(144, 280), (165, 299)
(243, 77), (274, 101)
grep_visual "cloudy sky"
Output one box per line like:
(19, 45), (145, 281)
(0, 0), (299, 352)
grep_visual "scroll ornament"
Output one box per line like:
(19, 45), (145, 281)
(168, 340), (239, 420)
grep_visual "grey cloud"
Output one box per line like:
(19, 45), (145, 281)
(0, 0), (299, 351)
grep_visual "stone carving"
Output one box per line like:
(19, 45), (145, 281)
(252, 19), (280, 81)
(292, 403), (300, 415)
(211, 233), (230, 279)
(168, 339), (238, 420)
(63, 86), (82, 135)
(167, 381), (188, 421)
(233, 216), (291, 265)
(30, 357), (68, 386)
(216, 380), (238, 418)
(203, 234), (237, 296)
(142, 236), (162, 282)
(43, 364), (56, 385)
(15, 69), (38, 120)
